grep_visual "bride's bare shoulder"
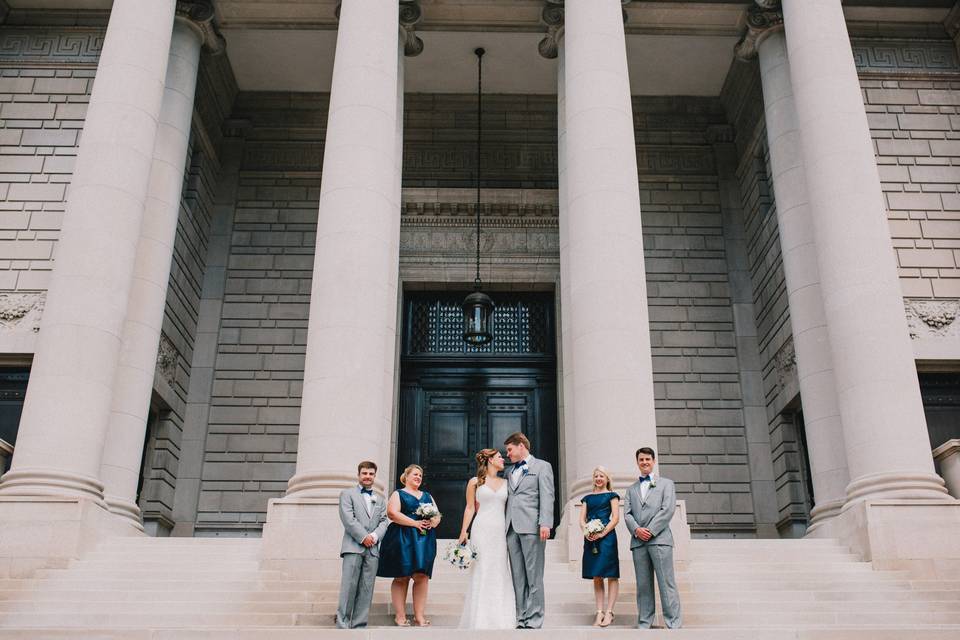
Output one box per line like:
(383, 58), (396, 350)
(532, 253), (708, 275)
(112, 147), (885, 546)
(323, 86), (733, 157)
(467, 476), (479, 486)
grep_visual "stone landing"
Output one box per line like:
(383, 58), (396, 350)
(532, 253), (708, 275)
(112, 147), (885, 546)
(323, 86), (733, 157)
(0, 537), (958, 637)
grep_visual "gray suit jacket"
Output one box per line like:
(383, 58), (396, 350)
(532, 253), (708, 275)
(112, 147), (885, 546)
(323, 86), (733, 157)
(505, 456), (555, 535)
(339, 486), (389, 557)
(623, 476), (676, 548)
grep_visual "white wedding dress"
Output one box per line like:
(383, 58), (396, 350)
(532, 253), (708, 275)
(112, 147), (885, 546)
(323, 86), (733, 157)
(458, 482), (517, 629)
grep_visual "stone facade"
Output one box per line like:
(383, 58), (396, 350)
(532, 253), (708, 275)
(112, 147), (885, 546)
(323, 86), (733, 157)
(0, 1), (957, 564)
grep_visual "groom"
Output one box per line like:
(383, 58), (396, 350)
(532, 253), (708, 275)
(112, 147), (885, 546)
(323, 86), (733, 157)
(504, 431), (555, 629)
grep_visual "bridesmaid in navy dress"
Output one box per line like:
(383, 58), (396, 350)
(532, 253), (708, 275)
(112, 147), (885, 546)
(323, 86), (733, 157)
(579, 466), (620, 628)
(377, 464), (440, 627)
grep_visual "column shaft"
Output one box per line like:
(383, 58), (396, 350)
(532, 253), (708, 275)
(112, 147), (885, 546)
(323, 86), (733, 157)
(99, 18), (204, 528)
(286, 0), (402, 497)
(781, 0), (946, 502)
(561, 0), (657, 494)
(756, 29), (849, 527)
(0, 0), (176, 501)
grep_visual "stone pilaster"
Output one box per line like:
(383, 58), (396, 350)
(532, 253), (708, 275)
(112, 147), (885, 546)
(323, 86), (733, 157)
(261, 0), (404, 575)
(99, 6), (212, 532)
(738, 2), (850, 533)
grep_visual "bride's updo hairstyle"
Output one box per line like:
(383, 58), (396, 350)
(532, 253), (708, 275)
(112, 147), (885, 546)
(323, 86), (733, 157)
(475, 448), (499, 486)
(399, 463), (423, 486)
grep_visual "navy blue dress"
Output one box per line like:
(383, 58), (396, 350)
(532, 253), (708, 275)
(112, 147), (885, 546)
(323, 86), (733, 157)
(581, 491), (620, 579)
(377, 489), (438, 579)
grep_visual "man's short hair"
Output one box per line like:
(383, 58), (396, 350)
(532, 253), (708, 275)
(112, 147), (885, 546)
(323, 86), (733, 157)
(504, 432), (531, 450)
(635, 447), (656, 460)
(357, 460), (378, 474)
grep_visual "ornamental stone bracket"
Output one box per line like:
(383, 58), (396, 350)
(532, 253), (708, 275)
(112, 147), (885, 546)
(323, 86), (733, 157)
(537, 0), (631, 60)
(176, 0), (226, 54)
(905, 298), (960, 340)
(334, 1), (423, 57)
(734, 1), (783, 62)
(0, 292), (44, 334)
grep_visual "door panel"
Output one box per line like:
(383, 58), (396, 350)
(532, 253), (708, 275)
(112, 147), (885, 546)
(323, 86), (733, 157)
(397, 367), (558, 539)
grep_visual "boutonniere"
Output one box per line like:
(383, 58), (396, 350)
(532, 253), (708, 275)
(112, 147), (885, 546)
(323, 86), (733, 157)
(521, 468), (529, 477)
(649, 476), (657, 488)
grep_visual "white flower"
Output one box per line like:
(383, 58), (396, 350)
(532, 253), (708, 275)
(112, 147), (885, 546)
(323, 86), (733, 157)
(584, 519), (605, 536)
(442, 541), (478, 570)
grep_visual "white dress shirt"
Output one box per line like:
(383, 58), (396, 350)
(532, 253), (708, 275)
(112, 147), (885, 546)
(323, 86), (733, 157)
(640, 475), (653, 501)
(359, 485), (378, 542)
(511, 454), (534, 487)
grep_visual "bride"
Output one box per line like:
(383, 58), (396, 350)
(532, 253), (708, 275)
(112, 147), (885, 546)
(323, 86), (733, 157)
(456, 448), (517, 629)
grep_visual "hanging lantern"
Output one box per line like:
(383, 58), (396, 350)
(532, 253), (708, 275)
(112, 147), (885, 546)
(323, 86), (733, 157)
(463, 289), (494, 346)
(463, 47), (494, 346)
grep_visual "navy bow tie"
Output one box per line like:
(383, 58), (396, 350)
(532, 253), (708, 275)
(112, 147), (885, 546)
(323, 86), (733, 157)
(515, 460), (527, 469)
(639, 476), (651, 483)
(360, 488), (373, 495)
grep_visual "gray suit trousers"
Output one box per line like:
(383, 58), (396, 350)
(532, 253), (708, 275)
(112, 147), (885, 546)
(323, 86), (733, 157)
(506, 526), (546, 628)
(336, 549), (378, 629)
(632, 545), (682, 629)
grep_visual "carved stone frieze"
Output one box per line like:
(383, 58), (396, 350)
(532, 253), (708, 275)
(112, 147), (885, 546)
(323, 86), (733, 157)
(156, 334), (179, 386)
(0, 292), (44, 333)
(400, 228), (559, 255)
(774, 336), (797, 390)
(0, 29), (103, 64)
(735, 4), (783, 62)
(851, 39), (960, 74)
(905, 299), (960, 340)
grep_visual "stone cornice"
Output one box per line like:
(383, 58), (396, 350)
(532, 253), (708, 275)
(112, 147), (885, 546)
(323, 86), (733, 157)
(537, 0), (631, 60)
(176, 0), (226, 54)
(734, 3), (783, 61)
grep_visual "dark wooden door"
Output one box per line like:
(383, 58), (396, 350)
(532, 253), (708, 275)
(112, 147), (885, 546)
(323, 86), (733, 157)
(398, 291), (559, 539)
(398, 367), (558, 539)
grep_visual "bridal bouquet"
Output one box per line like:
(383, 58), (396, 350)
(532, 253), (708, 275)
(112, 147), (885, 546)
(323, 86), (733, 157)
(585, 519), (605, 554)
(415, 503), (441, 535)
(443, 540), (478, 570)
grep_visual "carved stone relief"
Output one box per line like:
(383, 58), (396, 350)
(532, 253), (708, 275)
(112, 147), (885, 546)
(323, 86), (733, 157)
(905, 299), (960, 340)
(774, 336), (797, 390)
(0, 292), (44, 333)
(156, 334), (179, 386)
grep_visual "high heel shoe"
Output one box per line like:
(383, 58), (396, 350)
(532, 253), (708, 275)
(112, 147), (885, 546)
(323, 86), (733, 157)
(592, 610), (604, 626)
(600, 610), (615, 627)
(394, 617), (411, 626)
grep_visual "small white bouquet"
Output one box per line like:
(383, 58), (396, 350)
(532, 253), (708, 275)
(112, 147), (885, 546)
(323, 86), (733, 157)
(443, 540), (478, 570)
(585, 519), (605, 554)
(414, 503), (441, 535)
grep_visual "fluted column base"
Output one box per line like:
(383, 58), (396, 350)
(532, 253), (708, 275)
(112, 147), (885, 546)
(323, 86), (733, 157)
(0, 468), (106, 505)
(805, 498), (844, 535)
(844, 471), (949, 504)
(104, 494), (146, 533)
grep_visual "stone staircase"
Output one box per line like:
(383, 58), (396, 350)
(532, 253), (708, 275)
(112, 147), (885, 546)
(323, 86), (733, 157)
(0, 536), (958, 638)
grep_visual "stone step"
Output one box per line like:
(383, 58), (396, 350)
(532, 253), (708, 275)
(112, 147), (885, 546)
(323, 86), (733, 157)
(3, 598), (959, 617)
(2, 629), (960, 640)
(3, 610), (960, 629)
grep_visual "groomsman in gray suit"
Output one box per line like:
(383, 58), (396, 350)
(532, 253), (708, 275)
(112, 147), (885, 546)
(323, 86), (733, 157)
(335, 460), (389, 629)
(504, 431), (555, 629)
(623, 447), (682, 629)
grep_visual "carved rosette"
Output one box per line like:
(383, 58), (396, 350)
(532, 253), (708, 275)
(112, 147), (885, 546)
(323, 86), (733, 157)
(0, 292), (44, 333)
(176, 0), (225, 54)
(538, 0), (632, 60)
(156, 334), (179, 386)
(904, 299), (960, 340)
(774, 336), (797, 390)
(735, 3), (784, 61)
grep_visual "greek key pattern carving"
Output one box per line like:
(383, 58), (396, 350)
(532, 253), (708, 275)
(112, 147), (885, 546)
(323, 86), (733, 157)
(851, 39), (959, 74)
(905, 299), (960, 339)
(0, 29), (103, 64)
(0, 292), (44, 333)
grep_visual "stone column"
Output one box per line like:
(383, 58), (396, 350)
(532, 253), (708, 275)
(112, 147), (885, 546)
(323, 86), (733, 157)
(737, 8), (850, 530)
(559, 0), (657, 495)
(781, 0), (947, 504)
(0, 0), (176, 502)
(98, 12), (208, 531)
(262, 0), (407, 574)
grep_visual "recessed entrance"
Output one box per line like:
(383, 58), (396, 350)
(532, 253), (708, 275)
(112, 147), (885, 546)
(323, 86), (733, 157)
(397, 291), (559, 539)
